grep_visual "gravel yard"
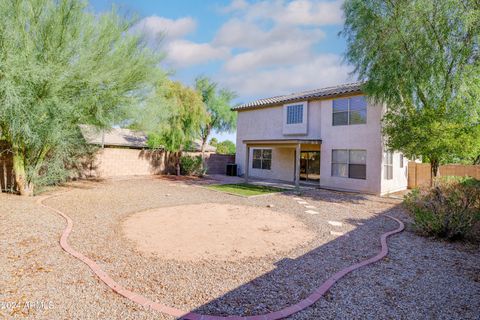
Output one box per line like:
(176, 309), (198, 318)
(1, 176), (479, 319)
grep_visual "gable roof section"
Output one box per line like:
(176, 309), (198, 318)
(79, 124), (148, 148)
(79, 124), (217, 152)
(233, 82), (364, 111)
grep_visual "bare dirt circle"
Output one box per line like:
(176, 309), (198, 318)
(122, 203), (315, 261)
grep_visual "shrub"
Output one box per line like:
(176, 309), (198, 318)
(179, 155), (204, 176)
(404, 177), (480, 242)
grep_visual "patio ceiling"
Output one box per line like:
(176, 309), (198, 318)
(243, 139), (322, 147)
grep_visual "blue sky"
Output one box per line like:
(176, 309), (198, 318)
(90, 0), (354, 142)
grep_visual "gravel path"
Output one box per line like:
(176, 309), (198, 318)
(1, 177), (479, 319)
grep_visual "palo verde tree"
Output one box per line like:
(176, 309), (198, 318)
(342, 0), (480, 178)
(195, 76), (237, 165)
(139, 79), (207, 175)
(0, 0), (161, 195)
(216, 140), (236, 155)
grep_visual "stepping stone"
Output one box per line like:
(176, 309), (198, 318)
(297, 201), (308, 204)
(305, 205), (317, 209)
(330, 231), (345, 236)
(328, 221), (343, 227)
(293, 197), (303, 201)
(305, 210), (319, 215)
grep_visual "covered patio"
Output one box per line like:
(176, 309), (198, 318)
(243, 139), (322, 189)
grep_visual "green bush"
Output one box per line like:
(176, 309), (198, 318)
(404, 177), (480, 242)
(179, 155), (204, 176)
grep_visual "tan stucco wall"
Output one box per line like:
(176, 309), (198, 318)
(84, 148), (230, 178)
(318, 97), (384, 194)
(248, 147), (295, 181)
(235, 95), (408, 195)
(85, 148), (164, 177)
(380, 152), (408, 194)
(235, 100), (322, 179)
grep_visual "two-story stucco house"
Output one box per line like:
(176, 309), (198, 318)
(233, 82), (407, 195)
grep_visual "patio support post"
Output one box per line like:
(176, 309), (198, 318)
(244, 145), (250, 183)
(295, 143), (300, 190)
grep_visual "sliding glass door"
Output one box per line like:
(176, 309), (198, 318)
(300, 151), (320, 182)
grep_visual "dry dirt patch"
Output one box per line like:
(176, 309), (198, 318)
(122, 203), (315, 261)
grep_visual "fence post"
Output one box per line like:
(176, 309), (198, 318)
(415, 163), (418, 188)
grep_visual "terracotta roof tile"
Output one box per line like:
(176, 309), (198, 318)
(233, 82), (364, 111)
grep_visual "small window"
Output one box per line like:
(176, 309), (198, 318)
(252, 149), (272, 170)
(399, 154), (404, 168)
(286, 104), (303, 124)
(332, 149), (366, 179)
(384, 151), (393, 180)
(332, 96), (367, 126)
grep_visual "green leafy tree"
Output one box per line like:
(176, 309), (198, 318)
(140, 80), (207, 175)
(209, 137), (218, 147)
(342, 0), (480, 177)
(195, 76), (237, 163)
(216, 140), (236, 155)
(0, 0), (161, 195)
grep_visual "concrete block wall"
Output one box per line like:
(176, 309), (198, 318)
(85, 148), (165, 178)
(205, 154), (235, 174)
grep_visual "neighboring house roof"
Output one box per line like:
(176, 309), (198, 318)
(79, 125), (148, 148)
(189, 140), (217, 153)
(79, 124), (216, 152)
(233, 82), (364, 111)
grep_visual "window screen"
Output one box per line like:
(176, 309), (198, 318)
(331, 150), (348, 177)
(332, 149), (366, 179)
(384, 152), (393, 180)
(349, 150), (366, 179)
(333, 96), (367, 126)
(252, 149), (272, 170)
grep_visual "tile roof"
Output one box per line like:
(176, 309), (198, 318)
(233, 82), (364, 111)
(79, 125), (148, 148)
(79, 124), (216, 152)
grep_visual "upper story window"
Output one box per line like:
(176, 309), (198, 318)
(286, 104), (304, 124)
(332, 96), (367, 126)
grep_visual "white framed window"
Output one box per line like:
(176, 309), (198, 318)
(384, 151), (393, 179)
(400, 154), (404, 168)
(286, 104), (303, 124)
(332, 149), (366, 179)
(332, 96), (367, 126)
(253, 149), (272, 170)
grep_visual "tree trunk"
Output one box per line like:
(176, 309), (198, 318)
(175, 151), (181, 176)
(474, 154), (480, 165)
(200, 137), (207, 169)
(12, 151), (33, 196)
(200, 128), (211, 174)
(430, 158), (440, 187)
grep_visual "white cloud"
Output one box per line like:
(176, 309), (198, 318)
(224, 0), (344, 26)
(212, 1), (349, 98)
(274, 0), (344, 25)
(133, 0), (351, 98)
(165, 40), (230, 67)
(214, 19), (325, 49)
(221, 0), (249, 13)
(221, 54), (353, 97)
(134, 16), (196, 41)
(224, 39), (314, 72)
